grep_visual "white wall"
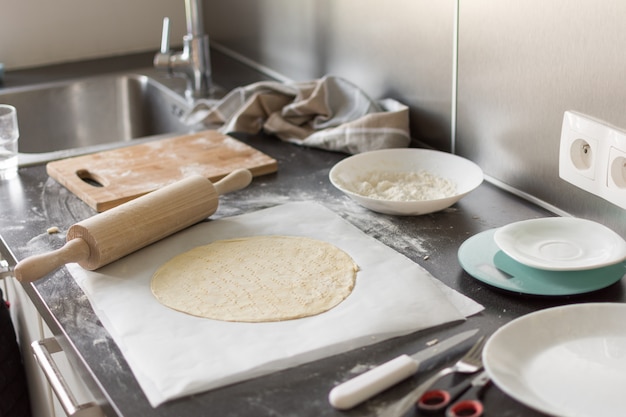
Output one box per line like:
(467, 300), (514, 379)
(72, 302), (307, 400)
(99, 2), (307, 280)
(1, 0), (187, 69)
(207, 0), (456, 155)
(456, 0), (626, 230)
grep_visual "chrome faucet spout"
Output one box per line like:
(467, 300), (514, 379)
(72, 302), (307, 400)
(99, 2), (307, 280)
(154, 0), (212, 100)
(185, 0), (204, 36)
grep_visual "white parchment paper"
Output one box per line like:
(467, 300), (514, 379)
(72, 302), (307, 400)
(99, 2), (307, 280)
(68, 202), (483, 407)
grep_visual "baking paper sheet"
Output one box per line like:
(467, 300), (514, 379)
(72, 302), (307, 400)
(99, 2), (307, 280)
(68, 202), (483, 407)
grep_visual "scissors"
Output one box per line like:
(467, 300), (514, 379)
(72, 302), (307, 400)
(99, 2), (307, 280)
(416, 371), (491, 417)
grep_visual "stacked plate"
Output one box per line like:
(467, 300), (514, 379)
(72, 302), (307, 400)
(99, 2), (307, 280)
(458, 217), (626, 296)
(459, 218), (626, 416)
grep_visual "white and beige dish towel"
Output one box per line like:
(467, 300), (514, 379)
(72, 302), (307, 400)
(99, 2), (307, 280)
(184, 75), (411, 154)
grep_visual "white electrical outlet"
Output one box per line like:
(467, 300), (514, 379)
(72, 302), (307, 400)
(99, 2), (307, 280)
(608, 147), (626, 189)
(559, 111), (626, 210)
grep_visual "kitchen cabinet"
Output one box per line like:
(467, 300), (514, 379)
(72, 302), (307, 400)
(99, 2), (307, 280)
(2, 269), (99, 417)
(2, 247), (55, 417)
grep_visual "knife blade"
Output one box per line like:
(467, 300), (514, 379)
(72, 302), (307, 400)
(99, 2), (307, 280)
(328, 329), (479, 410)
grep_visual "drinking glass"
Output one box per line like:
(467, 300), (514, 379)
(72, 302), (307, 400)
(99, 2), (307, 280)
(0, 104), (19, 180)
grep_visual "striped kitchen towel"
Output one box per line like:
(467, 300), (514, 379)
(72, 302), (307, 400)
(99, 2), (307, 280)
(184, 75), (410, 154)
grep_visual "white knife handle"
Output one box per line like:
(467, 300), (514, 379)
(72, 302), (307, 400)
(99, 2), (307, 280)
(328, 354), (419, 410)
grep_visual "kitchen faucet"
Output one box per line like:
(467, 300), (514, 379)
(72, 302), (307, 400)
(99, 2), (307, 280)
(154, 0), (212, 100)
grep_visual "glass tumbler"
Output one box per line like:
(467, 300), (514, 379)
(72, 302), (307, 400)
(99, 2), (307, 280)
(0, 104), (19, 180)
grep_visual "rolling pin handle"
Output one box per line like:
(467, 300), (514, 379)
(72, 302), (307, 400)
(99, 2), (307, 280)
(213, 169), (253, 195)
(14, 238), (91, 283)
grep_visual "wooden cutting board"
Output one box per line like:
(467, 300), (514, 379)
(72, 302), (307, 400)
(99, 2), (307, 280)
(46, 130), (278, 212)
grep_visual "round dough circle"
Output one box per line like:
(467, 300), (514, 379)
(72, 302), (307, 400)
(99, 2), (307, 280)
(150, 236), (358, 322)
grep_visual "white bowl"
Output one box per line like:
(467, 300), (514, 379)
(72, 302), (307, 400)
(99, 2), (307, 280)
(329, 148), (483, 215)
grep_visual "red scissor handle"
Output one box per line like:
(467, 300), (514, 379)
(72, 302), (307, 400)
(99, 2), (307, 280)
(446, 399), (484, 417)
(418, 389), (452, 411)
(417, 377), (473, 412)
(444, 374), (491, 417)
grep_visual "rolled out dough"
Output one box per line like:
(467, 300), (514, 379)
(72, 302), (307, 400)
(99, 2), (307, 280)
(150, 235), (359, 322)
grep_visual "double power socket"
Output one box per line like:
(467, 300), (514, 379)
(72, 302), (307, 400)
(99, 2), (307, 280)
(559, 111), (626, 210)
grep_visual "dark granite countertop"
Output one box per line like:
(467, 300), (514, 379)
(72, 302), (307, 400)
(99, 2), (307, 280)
(2, 52), (624, 417)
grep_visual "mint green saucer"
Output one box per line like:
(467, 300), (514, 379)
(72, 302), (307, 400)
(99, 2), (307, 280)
(458, 229), (626, 296)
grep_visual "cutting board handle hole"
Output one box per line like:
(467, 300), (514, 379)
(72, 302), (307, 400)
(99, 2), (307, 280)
(76, 170), (107, 188)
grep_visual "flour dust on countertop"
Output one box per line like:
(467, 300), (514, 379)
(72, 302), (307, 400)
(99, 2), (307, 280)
(214, 177), (456, 260)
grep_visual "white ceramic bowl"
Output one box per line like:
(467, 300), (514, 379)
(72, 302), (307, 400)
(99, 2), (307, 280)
(329, 148), (483, 215)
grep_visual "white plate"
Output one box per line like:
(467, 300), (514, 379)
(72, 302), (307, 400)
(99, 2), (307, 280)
(329, 148), (483, 215)
(457, 229), (626, 296)
(493, 217), (626, 271)
(484, 303), (626, 417)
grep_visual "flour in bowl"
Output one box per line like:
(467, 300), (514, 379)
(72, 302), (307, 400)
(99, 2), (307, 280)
(346, 170), (457, 201)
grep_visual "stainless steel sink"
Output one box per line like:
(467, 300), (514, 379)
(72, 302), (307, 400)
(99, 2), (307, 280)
(0, 70), (200, 166)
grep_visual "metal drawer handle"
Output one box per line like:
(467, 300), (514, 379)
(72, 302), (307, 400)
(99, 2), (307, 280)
(32, 338), (104, 417)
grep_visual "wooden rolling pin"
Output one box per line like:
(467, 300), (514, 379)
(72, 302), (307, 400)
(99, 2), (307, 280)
(14, 169), (253, 283)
